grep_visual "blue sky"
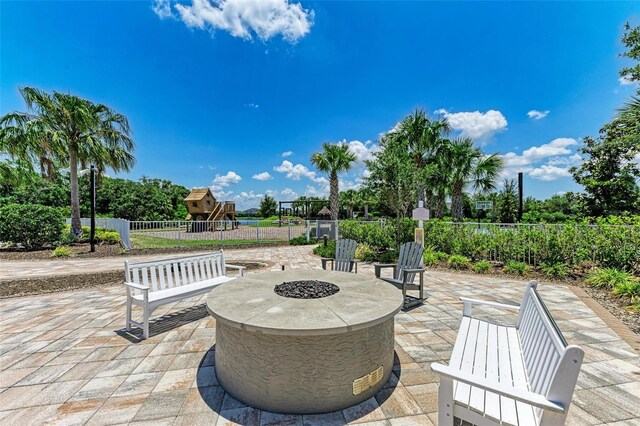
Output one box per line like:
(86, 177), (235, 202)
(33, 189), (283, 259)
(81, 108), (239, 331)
(1, 1), (638, 209)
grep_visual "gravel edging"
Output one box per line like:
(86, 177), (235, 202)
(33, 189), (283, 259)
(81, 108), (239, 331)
(0, 261), (272, 299)
(0, 242), (291, 261)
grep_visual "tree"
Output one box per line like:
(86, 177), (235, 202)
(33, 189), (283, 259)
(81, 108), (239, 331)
(0, 87), (135, 235)
(339, 189), (358, 218)
(386, 109), (451, 211)
(258, 195), (277, 218)
(441, 138), (503, 221)
(497, 179), (519, 223)
(620, 22), (640, 84)
(365, 133), (415, 219)
(310, 143), (357, 220)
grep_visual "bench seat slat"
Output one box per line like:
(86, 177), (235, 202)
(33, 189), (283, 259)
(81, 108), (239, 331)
(497, 325), (518, 425)
(454, 318), (480, 406)
(469, 320), (489, 414)
(484, 323), (501, 422)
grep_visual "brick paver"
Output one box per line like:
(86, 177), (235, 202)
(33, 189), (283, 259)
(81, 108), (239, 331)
(0, 246), (638, 425)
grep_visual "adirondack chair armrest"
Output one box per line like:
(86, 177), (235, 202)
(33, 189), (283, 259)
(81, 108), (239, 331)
(401, 268), (424, 282)
(374, 263), (397, 278)
(459, 297), (520, 317)
(225, 264), (245, 277)
(431, 363), (565, 413)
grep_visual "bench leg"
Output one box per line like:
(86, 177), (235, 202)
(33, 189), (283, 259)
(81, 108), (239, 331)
(438, 377), (454, 426)
(142, 302), (150, 340)
(125, 298), (132, 332)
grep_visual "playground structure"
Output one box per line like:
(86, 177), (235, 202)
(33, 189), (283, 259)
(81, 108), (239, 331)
(184, 188), (237, 231)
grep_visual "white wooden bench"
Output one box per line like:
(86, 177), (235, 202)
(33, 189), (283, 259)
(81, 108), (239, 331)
(431, 281), (584, 426)
(124, 251), (244, 339)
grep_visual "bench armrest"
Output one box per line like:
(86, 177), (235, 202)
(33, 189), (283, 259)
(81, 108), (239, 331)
(225, 264), (245, 277)
(431, 363), (565, 413)
(124, 281), (149, 291)
(403, 268), (425, 274)
(459, 297), (520, 317)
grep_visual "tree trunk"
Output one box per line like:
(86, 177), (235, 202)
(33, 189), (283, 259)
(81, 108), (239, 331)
(452, 185), (464, 222)
(330, 173), (339, 221)
(69, 148), (82, 236)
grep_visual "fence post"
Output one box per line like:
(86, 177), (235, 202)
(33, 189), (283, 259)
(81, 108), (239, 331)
(256, 222), (260, 242)
(288, 221), (291, 240)
(306, 221), (310, 242)
(178, 220), (182, 248)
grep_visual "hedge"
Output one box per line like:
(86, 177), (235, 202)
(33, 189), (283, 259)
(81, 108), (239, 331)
(0, 204), (65, 250)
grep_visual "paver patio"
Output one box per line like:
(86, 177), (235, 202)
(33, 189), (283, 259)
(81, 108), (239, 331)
(0, 246), (639, 425)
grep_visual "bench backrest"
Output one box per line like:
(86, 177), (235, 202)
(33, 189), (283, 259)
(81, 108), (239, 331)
(395, 242), (424, 283)
(124, 251), (226, 294)
(334, 239), (358, 272)
(515, 281), (584, 422)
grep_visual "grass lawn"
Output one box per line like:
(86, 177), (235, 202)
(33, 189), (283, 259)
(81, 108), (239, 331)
(131, 234), (283, 248)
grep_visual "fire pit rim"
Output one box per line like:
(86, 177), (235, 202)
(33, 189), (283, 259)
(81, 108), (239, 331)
(206, 270), (403, 337)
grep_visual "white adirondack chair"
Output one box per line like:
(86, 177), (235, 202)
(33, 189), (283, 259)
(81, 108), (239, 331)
(431, 281), (584, 425)
(321, 238), (359, 273)
(124, 251), (244, 339)
(374, 242), (425, 309)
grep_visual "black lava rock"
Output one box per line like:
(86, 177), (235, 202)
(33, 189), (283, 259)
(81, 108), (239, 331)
(274, 280), (340, 299)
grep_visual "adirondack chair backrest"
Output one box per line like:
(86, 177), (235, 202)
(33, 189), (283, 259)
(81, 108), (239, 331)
(125, 251), (226, 295)
(334, 239), (358, 272)
(394, 242), (424, 283)
(515, 281), (584, 421)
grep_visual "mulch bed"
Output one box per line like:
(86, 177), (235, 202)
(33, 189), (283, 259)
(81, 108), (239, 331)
(411, 264), (640, 336)
(0, 242), (290, 261)
(0, 261), (271, 299)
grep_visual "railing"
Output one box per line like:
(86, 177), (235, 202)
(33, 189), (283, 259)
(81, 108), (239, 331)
(129, 220), (308, 249)
(66, 218), (131, 249)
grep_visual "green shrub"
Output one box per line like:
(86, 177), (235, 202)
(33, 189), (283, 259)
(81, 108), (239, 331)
(313, 240), (336, 258)
(95, 229), (120, 245)
(378, 250), (397, 264)
(474, 260), (492, 273)
(504, 260), (529, 276)
(63, 225), (121, 245)
(51, 246), (74, 258)
(289, 235), (316, 245)
(355, 244), (374, 260)
(447, 254), (471, 270)
(612, 279), (640, 300)
(0, 204), (65, 250)
(586, 268), (634, 290)
(541, 262), (569, 279)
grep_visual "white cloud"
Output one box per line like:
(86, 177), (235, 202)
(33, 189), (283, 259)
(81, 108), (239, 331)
(252, 172), (273, 181)
(170, 0), (314, 43)
(529, 165), (572, 181)
(436, 109), (507, 141)
(500, 138), (580, 181)
(281, 187), (298, 199)
(305, 185), (327, 198)
(212, 170), (242, 186)
(338, 140), (380, 164)
(274, 160), (325, 183)
(619, 75), (636, 86)
(281, 151), (294, 157)
(521, 138), (577, 161)
(527, 110), (549, 120)
(547, 154), (582, 166)
(246, 103), (259, 109)
(152, 0), (173, 19)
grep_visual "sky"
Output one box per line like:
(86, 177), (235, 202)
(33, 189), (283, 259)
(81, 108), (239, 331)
(1, 0), (639, 210)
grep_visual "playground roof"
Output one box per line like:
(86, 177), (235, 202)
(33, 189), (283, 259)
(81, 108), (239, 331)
(185, 188), (213, 201)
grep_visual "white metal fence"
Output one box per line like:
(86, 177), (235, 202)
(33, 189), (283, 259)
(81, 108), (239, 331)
(67, 218), (131, 249)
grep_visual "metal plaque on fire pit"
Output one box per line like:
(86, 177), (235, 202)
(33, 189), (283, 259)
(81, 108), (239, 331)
(352, 366), (384, 395)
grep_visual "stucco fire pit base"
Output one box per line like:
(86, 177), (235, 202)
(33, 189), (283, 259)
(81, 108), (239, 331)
(206, 270), (404, 414)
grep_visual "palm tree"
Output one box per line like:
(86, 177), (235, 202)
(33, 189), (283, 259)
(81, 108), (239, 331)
(0, 87), (135, 235)
(441, 138), (503, 221)
(388, 109), (451, 209)
(311, 143), (357, 221)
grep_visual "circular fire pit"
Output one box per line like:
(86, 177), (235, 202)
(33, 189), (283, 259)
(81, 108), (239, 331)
(206, 270), (403, 414)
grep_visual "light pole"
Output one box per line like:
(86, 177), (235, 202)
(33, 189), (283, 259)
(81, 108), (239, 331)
(90, 165), (96, 252)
